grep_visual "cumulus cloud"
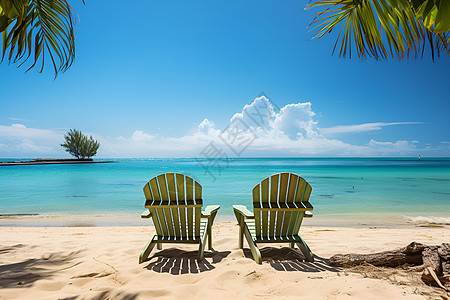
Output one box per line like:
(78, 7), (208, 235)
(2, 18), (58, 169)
(0, 97), (428, 157)
(272, 103), (318, 139)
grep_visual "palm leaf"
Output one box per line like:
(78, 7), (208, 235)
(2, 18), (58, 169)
(0, 0), (83, 77)
(308, 0), (450, 60)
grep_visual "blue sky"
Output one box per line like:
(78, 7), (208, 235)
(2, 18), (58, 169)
(0, 0), (449, 158)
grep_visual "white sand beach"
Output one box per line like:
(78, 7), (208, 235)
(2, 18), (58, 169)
(1, 221), (449, 299)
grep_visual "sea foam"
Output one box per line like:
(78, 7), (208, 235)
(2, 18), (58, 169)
(405, 216), (450, 225)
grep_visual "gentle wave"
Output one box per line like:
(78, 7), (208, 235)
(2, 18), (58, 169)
(405, 216), (450, 225)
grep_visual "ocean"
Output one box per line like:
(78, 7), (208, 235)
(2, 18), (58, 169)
(1, 158), (449, 227)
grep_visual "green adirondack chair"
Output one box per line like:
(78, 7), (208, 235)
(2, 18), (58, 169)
(139, 173), (220, 263)
(233, 172), (314, 264)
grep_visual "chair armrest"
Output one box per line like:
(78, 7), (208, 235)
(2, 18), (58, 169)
(304, 211), (313, 218)
(141, 210), (151, 218)
(202, 205), (220, 217)
(232, 205), (254, 219)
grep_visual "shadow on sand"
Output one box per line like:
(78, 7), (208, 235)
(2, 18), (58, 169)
(144, 248), (231, 275)
(61, 290), (139, 300)
(244, 246), (341, 272)
(0, 245), (82, 289)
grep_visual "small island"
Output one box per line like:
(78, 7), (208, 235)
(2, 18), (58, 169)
(0, 129), (117, 166)
(0, 158), (117, 166)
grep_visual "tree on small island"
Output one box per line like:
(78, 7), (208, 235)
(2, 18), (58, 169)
(61, 129), (100, 159)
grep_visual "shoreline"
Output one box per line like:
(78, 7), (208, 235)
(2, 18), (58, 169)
(1, 212), (449, 228)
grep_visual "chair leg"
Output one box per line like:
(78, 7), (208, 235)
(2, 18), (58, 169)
(238, 216), (244, 249)
(139, 234), (157, 264)
(296, 237), (314, 262)
(207, 211), (219, 250)
(198, 233), (208, 262)
(157, 243), (162, 250)
(242, 224), (261, 264)
(207, 222), (212, 250)
(289, 242), (295, 248)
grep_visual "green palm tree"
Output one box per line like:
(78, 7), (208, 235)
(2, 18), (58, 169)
(308, 0), (450, 60)
(0, 0), (83, 77)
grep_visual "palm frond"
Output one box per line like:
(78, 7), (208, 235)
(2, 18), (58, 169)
(0, 0), (82, 77)
(308, 0), (450, 60)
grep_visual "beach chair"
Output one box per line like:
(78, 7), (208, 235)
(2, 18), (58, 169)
(233, 172), (314, 264)
(139, 173), (220, 263)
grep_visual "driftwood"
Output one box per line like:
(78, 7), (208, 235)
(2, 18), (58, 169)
(329, 242), (450, 291)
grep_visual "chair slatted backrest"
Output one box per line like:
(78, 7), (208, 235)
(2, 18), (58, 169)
(252, 173), (312, 239)
(143, 173), (203, 239)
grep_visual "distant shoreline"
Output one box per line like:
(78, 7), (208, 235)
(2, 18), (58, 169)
(0, 158), (118, 166)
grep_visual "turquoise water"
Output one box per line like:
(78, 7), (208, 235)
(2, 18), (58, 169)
(1, 158), (449, 223)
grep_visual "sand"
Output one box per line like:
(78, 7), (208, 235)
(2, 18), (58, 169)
(1, 222), (449, 299)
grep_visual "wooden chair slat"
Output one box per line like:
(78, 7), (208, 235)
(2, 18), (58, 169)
(268, 210), (276, 236)
(172, 207), (181, 238)
(179, 206), (187, 238)
(278, 172), (289, 203)
(295, 178), (307, 203)
(275, 210), (284, 236)
(286, 173), (298, 203)
(287, 210), (300, 235)
(157, 174), (169, 201)
(254, 210), (261, 238)
(186, 177), (194, 201)
(281, 211), (292, 236)
(303, 184), (312, 203)
(261, 178), (269, 203)
(270, 174), (279, 203)
(187, 207), (194, 237)
(261, 210), (268, 238)
(143, 182), (153, 201)
(163, 207), (175, 236)
(166, 173), (177, 202)
(195, 207), (201, 237)
(150, 208), (162, 236)
(149, 178), (160, 201)
(253, 184), (262, 237)
(195, 182), (202, 200)
(293, 211), (306, 233)
(156, 207), (168, 235)
(176, 173), (185, 201)
(252, 184), (260, 203)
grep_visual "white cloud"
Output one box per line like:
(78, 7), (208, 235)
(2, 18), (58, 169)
(18, 139), (54, 153)
(0, 139), (54, 154)
(0, 123), (62, 140)
(0, 124), (63, 157)
(9, 117), (32, 122)
(368, 139), (418, 155)
(272, 102), (318, 139)
(321, 122), (422, 135)
(130, 131), (155, 142)
(196, 119), (220, 136)
(0, 97), (429, 157)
